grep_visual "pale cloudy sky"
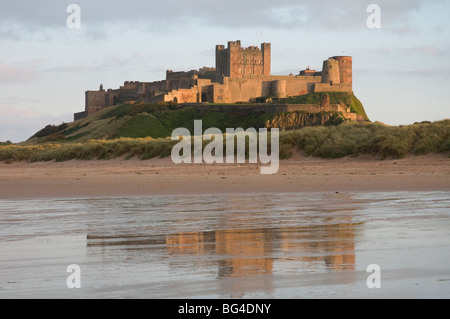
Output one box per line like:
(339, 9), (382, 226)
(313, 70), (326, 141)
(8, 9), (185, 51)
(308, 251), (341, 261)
(1, 0), (449, 142)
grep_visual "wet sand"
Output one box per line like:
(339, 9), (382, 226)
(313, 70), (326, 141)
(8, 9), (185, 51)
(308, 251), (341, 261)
(0, 152), (448, 199)
(1, 191), (450, 298)
(1, 153), (449, 299)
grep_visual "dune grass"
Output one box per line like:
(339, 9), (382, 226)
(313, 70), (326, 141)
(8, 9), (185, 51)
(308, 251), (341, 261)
(1, 120), (449, 163)
(280, 120), (450, 159)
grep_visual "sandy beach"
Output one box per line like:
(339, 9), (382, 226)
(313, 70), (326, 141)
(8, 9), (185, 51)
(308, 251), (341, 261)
(1, 152), (450, 299)
(0, 152), (449, 199)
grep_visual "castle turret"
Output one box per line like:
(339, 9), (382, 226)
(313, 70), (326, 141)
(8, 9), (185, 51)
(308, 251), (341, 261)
(321, 58), (340, 85)
(215, 45), (227, 81)
(271, 80), (287, 98)
(261, 42), (271, 76)
(331, 56), (352, 85)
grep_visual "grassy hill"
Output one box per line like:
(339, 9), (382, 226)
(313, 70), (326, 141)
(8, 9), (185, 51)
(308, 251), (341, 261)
(2, 93), (447, 163)
(27, 93), (367, 144)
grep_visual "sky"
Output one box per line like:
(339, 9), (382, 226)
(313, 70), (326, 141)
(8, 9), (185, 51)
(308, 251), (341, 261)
(1, 0), (449, 142)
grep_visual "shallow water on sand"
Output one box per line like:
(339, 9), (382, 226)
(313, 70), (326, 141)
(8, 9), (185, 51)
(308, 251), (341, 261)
(1, 191), (449, 298)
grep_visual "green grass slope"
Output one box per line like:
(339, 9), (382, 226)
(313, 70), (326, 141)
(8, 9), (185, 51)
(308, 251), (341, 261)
(26, 101), (352, 144)
(4, 95), (448, 163)
(27, 92), (369, 144)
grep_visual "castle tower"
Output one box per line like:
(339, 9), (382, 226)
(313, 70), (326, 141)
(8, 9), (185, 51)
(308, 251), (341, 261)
(321, 58), (340, 85)
(215, 44), (227, 81)
(331, 56), (352, 85)
(271, 80), (286, 98)
(261, 42), (271, 76)
(215, 40), (271, 80)
(228, 40), (242, 78)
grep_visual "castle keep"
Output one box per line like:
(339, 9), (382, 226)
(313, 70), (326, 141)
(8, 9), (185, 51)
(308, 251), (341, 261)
(74, 41), (353, 121)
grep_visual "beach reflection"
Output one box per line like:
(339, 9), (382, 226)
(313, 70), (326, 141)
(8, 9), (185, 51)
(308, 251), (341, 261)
(87, 219), (356, 289)
(3, 191), (449, 298)
(84, 193), (361, 296)
(164, 222), (356, 275)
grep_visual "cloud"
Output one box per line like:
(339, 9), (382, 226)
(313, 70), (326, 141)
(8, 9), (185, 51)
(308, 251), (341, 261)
(385, 68), (450, 79)
(357, 42), (450, 61)
(361, 44), (450, 57)
(355, 67), (450, 81)
(0, 0), (443, 39)
(432, 24), (446, 33)
(398, 46), (445, 55)
(0, 62), (39, 85)
(43, 53), (151, 73)
(0, 103), (71, 142)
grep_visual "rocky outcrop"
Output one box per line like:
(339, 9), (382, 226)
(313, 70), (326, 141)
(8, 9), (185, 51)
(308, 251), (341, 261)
(265, 111), (345, 130)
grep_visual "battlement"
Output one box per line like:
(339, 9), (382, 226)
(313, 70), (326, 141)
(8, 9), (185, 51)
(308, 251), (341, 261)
(121, 81), (140, 90)
(245, 46), (260, 51)
(331, 56), (352, 61)
(166, 69), (198, 76)
(227, 40), (241, 48)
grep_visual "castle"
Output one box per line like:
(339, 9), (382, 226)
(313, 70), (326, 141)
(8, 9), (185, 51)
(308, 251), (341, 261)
(74, 40), (353, 121)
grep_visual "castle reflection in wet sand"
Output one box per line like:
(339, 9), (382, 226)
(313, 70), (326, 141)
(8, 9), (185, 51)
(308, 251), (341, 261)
(1, 191), (449, 298)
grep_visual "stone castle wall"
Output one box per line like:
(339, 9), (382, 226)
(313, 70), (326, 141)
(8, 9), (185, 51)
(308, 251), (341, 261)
(314, 83), (352, 93)
(75, 41), (354, 121)
(223, 75), (322, 103)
